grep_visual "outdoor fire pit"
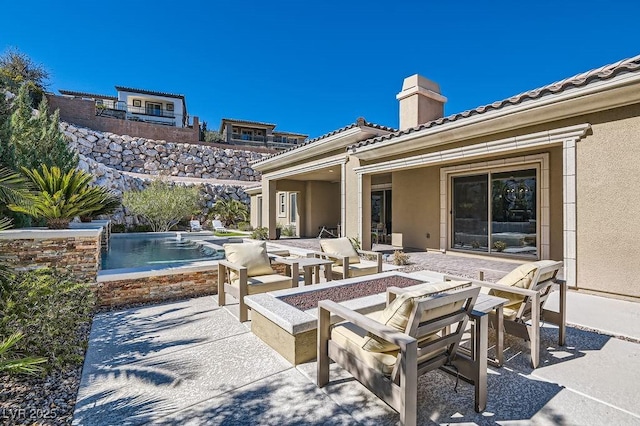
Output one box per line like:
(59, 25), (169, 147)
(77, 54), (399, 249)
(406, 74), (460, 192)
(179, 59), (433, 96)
(245, 271), (445, 365)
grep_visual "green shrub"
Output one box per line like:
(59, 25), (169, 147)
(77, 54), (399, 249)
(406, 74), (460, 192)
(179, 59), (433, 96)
(237, 221), (253, 231)
(122, 180), (200, 232)
(281, 225), (296, 237)
(0, 269), (95, 372)
(111, 223), (126, 233)
(251, 227), (269, 240)
(210, 199), (248, 227)
(128, 224), (153, 233)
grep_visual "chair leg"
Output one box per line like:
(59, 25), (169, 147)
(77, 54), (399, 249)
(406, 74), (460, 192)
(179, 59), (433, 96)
(400, 340), (418, 426)
(317, 306), (331, 387)
(217, 264), (226, 307)
(529, 293), (540, 368)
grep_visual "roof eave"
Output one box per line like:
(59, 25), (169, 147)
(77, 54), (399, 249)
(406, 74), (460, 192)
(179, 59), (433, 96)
(350, 71), (640, 160)
(252, 127), (367, 172)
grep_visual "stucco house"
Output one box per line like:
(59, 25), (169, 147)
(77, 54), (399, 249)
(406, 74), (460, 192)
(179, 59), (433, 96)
(220, 118), (308, 150)
(59, 86), (188, 128)
(249, 54), (640, 299)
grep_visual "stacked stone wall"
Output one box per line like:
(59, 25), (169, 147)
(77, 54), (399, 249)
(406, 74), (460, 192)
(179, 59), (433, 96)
(0, 232), (102, 283)
(95, 270), (218, 307)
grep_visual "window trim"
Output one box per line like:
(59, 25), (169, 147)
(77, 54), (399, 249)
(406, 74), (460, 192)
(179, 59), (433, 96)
(441, 154), (549, 260)
(278, 193), (286, 217)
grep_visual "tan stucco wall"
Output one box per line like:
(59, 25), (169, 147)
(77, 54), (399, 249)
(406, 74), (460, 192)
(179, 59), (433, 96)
(392, 167), (441, 250)
(303, 181), (340, 237)
(576, 107), (640, 298)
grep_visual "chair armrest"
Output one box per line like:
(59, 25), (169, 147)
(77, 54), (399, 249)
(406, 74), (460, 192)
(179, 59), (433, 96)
(443, 274), (538, 298)
(218, 259), (247, 274)
(318, 300), (416, 350)
(311, 250), (340, 262)
(477, 267), (509, 281)
(357, 250), (383, 272)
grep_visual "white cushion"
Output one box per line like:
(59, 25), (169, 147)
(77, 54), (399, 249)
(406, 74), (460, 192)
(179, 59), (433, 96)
(224, 242), (274, 280)
(231, 273), (292, 294)
(490, 260), (559, 308)
(362, 280), (471, 352)
(320, 237), (360, 265)
(332, 262), (379, 278)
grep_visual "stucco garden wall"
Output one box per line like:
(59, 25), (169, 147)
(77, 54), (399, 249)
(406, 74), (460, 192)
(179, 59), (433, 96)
(576, 105), (640, 298)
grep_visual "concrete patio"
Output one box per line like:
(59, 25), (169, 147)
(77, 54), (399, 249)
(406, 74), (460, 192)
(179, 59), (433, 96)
(73, 267), (640, 425)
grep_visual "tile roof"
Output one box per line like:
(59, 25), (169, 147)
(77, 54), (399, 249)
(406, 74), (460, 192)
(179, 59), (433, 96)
(254, 117), (396, 161)
(349, 53), (640, 151)
(58, 90), (117, 101)
(220, 118), (277, 128)
(114, 86), (185, 100)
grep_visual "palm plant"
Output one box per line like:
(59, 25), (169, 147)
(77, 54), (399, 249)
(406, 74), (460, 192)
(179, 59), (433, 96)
(0, 332), (46, 375)
(8, 165), (120, 229)
(0, 169), (47, 375)
(210, 198), (248, 227)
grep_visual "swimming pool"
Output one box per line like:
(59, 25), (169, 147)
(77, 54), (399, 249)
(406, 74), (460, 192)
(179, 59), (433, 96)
(101, 233), (227, 270)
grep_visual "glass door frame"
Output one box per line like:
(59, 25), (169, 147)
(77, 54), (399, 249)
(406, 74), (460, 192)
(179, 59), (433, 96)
(448, 163), (541, 259)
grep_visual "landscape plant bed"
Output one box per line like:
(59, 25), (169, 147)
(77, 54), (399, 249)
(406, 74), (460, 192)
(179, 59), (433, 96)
(279, 275), (425, 311)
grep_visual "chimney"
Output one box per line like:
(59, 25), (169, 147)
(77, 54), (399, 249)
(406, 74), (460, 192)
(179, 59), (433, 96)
(396, 74), (447, 130)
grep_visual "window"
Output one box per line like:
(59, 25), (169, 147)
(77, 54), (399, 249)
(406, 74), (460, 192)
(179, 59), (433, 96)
(132, 99), (142, 107)
(166, 103), (174, 111)
(278, 193), (286, 217)
(289, 193), (297, 223)
(451, 168), (537, 257)
(145, 102), (162, 116)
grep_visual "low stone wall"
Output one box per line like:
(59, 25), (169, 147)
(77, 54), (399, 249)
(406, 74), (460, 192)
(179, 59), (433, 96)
(95, 265), (218, 308)
(0, 229), (102, 283)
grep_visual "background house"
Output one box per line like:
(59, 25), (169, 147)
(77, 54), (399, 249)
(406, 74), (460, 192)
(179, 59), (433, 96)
(220, 118), (308, 150)
(48, 86), (199, 143)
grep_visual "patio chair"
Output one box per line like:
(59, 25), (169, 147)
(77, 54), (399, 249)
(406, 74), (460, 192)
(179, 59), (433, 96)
(212, 219), (228, 233)
(315, 237), (382, 280)
(189, 220), (203, 232)
(218, 241), (298, 322)
(318, 281), (480, 426)
(444, 259), (565, 368)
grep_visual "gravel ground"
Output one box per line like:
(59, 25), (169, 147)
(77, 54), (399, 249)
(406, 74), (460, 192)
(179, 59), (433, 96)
(0, 367), (81, 426)
(0, 321), (92, 426)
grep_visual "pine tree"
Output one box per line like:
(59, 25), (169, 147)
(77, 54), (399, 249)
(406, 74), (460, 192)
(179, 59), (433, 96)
(0, 91), (15, 168)
(9, 85), (77, 172)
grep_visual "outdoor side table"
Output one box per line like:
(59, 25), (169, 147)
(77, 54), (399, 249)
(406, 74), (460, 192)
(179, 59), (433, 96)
(442, 293), (507, 412)
(277, 257), (333, 286)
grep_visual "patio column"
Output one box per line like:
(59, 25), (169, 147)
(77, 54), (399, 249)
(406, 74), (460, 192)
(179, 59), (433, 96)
(358, 173), (372, 249)
(262, 178), (277, 240)
(563, 138), (577, 288)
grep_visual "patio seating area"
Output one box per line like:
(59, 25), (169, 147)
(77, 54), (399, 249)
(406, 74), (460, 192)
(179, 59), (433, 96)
(73, 244), (640, 425)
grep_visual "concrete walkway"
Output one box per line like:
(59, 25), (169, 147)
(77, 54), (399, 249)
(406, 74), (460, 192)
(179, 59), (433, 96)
(74, 284), (640, 425)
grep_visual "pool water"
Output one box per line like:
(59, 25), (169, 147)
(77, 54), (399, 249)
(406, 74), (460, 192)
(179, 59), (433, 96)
(102, 234), (225, 270)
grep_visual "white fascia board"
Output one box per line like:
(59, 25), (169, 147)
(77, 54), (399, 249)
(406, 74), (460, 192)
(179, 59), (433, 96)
(252, 127), (363, 171)
(353, 123), (591, 175)
(262, 155), (346, 180)
(352, 72), (640, 160)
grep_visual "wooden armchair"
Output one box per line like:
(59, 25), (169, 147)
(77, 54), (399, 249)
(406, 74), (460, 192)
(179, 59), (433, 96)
(218, 242), (298, 322)
(314, 237), (382, 280)
(444, 260), (565, 368)
(318, 281), (479, 426)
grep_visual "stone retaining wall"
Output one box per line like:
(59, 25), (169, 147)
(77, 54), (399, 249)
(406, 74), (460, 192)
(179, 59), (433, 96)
(62, 122), (268, 181)
(95, 269), (218, 308)
(0, 229), (102, 283)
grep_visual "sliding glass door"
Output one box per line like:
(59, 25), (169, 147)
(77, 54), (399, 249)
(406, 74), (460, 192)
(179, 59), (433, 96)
(452, 168), (537, 257)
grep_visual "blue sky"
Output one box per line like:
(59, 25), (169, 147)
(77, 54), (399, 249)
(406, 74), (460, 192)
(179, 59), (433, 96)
(1, 1), (638, 138)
